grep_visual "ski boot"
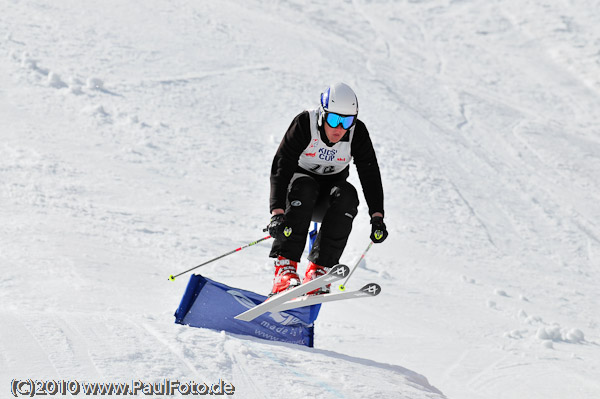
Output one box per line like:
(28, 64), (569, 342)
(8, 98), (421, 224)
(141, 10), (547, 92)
(302, 261), (331, 295)
(269, 256), (301, 297)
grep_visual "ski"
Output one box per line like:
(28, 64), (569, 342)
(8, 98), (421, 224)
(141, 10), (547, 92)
(234, 264), (350, 322)
(268, 283), (381, 313)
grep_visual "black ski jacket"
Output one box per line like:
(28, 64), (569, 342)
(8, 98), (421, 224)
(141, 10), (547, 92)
(270, 110), (384, 217)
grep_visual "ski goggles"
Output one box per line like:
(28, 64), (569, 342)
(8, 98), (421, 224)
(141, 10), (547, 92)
(325, 112), (356, 130)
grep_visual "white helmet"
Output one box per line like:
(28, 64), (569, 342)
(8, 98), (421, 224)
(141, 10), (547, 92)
(319, 82), (358, 126)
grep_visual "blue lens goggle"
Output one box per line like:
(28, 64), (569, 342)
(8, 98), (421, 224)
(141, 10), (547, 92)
(325, 112), (356, 129)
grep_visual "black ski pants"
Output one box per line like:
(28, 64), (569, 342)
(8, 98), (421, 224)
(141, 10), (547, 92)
(270, 174), (359, 268)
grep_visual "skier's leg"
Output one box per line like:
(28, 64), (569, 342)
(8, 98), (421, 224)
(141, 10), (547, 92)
(308, 181), (359, 268)
(269, 175), (319, 262)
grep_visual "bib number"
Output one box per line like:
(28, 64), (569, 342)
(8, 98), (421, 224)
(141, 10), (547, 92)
(309, 165), (336, 174)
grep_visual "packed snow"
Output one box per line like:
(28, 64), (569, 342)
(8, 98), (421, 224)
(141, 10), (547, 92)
(1, 1), (600, 398)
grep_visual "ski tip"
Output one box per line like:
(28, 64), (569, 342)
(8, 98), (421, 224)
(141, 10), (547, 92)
(329, 264), (350, 277)
(360, 283), (382, 296)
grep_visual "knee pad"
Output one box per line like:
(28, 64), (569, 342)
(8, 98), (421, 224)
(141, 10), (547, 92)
(288, 176), (319, 209)
(330, 182), (359, 216)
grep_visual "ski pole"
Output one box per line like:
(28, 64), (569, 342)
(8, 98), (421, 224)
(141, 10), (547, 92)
(168, 235), (272, 281)
(338, 241), (373, 291)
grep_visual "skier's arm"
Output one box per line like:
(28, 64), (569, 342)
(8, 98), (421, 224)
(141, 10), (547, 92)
(270, 112), (312, 213)
(351, 121), (385, 217)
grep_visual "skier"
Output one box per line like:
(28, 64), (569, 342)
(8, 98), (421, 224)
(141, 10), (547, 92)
(267, 82), (388, 296)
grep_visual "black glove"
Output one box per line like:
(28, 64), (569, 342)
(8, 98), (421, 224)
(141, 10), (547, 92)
(267, 214), (292, 240)
(370, 216), (388, 243)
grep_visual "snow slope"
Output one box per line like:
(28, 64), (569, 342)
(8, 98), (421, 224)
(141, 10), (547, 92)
(1, 0), (600, 398)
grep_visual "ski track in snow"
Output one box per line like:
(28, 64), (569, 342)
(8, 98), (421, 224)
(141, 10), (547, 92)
(2, 0), (600, 398)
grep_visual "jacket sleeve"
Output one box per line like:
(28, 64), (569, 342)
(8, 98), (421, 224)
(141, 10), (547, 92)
(351, 120), (385, 217)
(269, 111), (312, 212)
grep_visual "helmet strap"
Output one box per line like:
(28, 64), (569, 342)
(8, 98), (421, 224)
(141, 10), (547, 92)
(318, 106), (324, 127)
